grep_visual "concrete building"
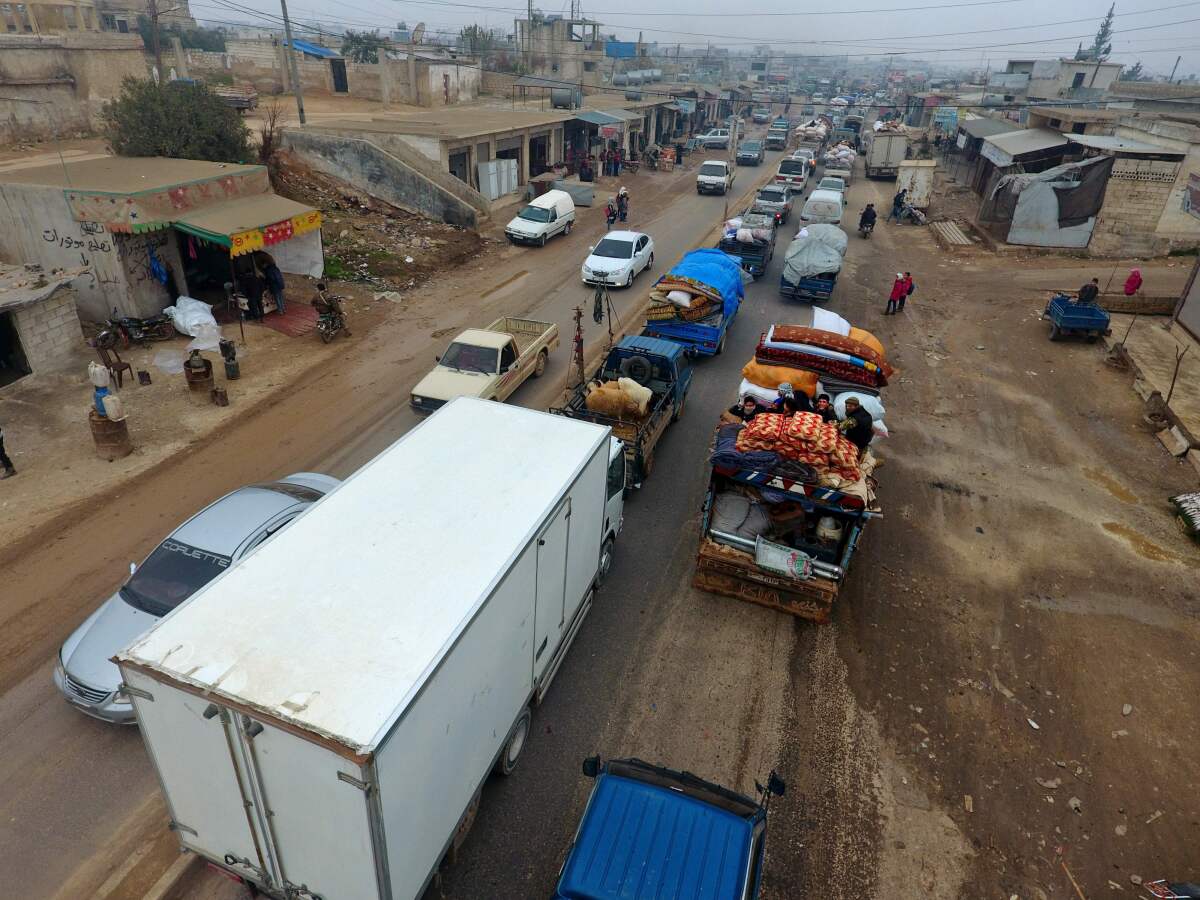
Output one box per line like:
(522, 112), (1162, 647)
(1026, 58), (1123, 102)
(1026, 106), (1122, 136)
(183, 40), (480, 107)
(514, 15), (605, 87)
(1113, 114), (1200, 252)
(95, 0), (195, 32)
(0, 31), (147, 143)
(2, 0), (100, 33)
(0, 263), (84, 387)
(0, 157), (323, 320)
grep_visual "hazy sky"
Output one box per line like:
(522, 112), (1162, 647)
(192, 0), (1200, 79)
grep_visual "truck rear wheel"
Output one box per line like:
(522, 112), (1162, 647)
(533, 349), (548, 377)
(598, 537), (615, 585)
(496, 708), (532, 776)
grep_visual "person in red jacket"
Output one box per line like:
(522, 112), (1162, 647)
(885, 273), (906, 315)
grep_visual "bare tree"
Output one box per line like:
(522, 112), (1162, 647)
(258, 99), (284, 163)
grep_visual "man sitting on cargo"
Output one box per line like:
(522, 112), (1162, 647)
(839, 396), (875, 455)
(773, 383), (812, 415)
(722, 395), (766, 424)
(814, 393), (838, 423)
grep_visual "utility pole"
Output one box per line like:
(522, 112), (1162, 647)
(1170, 54), (1182, 83)
(526, 0), (533, 73)
(279, 0), (306, 124)
(147, 0), (164, 82)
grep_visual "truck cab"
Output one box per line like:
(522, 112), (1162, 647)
(554, 757), (784, 900)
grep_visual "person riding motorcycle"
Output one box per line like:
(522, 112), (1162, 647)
(858, 204), (877, 231)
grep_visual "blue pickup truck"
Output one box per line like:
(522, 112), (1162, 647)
(551, 336), (692, 488)
(779, 224), (847, 304)
(641, 249), (744, 357)
(553, 757), (785, 900)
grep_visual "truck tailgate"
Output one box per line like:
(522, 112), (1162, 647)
(487, 316), (558, 355)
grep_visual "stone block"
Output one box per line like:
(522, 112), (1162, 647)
(1157, 425), (1191, 457)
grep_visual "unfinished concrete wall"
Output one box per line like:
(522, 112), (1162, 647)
(1115, 118), (1200, 251)
(280, 129), (485, 229)
(12, 288), (82, 372)
(1090, 158), (1180, 258)
(0, 32), (147, 143)
(420, 63), (480, 106)
(0, 182), (182, 319)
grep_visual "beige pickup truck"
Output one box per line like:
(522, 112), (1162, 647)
(410, 317), (559, 413)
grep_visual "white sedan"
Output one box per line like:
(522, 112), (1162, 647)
(581, 230), (655, 288)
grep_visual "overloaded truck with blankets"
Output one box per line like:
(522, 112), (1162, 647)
(551, 335), (693, 489)
(779, 224), (847, 303)
(717, 212), (777, 277)
(693, 311), (892, 623)
(641, 249), (745, 357)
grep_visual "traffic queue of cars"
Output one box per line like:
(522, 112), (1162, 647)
(59, 114), (808, 900)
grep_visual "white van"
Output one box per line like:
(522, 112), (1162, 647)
(505, 189), (576, 246)
(800, 188), (844, 225)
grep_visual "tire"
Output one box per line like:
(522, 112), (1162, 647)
(620, 354), (653, 385)
(672, 392), (686, 422)
(320, 327), (334, 344)
(495, 708), (532, 776)
(626, 270), (634, 288)
(646, 252), (654, 272)
(716, 330), (727, 355)
(597, 537), (615, 585)
(533, 349), (548, 377)
(1049, 323), (1062, 341)
(564, 219), (573, 236)
(539, 233), (547, 248)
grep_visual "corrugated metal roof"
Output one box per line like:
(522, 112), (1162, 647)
(573, 110), (623, 126)
(1067, 133), (1184, 156)
(959, 117), (1019, 139)
(601, 107), (645, 122)
(982, 128), (1068, 157)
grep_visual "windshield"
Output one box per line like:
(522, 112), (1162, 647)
(741, 142), (761, 151)
(794, 151), (813, 160)
(517, 206), (551, 223)
(779, 160), (806, 175)
(592, 238), (634, 259)
(120, 539), (232, 617)
(699, 163), (725, 176)
(821, 179), (845, 190)
(440, 341), (499, 374)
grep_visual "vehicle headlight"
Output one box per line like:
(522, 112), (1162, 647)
(582, 266), (591, 275)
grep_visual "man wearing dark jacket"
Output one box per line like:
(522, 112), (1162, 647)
(839, 397), (875, 454)
(1077, 277), (1100, 304)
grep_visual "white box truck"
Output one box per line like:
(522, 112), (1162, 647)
(863, 128), (908, 178)
(116, 398), (626, 900)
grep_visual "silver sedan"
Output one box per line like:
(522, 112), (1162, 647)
(54, 473), (339, 723)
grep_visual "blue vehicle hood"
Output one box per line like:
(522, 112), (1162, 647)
(556, 774), (753, 900)
(663, 249), (744, 320)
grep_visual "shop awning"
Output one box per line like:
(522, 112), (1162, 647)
(283, 39), (341, 59)
(600, 108), (645, 123)
(174, 194), (322, 256)
(573, 110), (624, 127)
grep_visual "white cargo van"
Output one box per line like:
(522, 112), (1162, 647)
(117, 398), (626, 900)
(505, 188), (576, 246)
(800, 188), (845, 225)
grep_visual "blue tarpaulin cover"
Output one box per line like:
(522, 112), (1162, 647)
(665, 249), (745, 319)
(605, 40), (637, 58)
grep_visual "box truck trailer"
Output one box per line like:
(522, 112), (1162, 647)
(116, 397), (626, 900)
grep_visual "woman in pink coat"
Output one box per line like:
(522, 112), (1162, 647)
(1124, 268), (1143, 296)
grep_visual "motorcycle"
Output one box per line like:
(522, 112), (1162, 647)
(314, 287), (350, 343)
(104, 307), (175, 347)
(858, 220), (875, 239)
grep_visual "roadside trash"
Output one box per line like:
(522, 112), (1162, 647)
(1027, 718), (1040, 730)
(1145, 810), (1164, 825)
(1122, 703), (1133, 716)
(137, 370), (152, 385)
(153, 349), (185, 374)
(165, 296), (222, 351)
(1036, 777), (1061, 789)
(1068, 796), (1082, 813)
(1115, 824), (1127, 836)
(405, 256), (414, 264)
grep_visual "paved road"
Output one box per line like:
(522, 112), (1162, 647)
(0, 132), (796, 900)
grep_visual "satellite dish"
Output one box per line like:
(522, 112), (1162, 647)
(411, 22), (425, 45)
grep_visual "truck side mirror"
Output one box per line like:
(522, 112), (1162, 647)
(582, 755), (601, 778)
(768, 772), (786, 796)
(129, 562), (137, 576)
(435, 355), (441, 362)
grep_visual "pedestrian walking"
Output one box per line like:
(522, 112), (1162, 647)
(617, 187), (629, 223)
(888, 188), (908, 223)
(885, 272), (906, 315)
(615, 148), (624, 175)
(605, 198), (618, 231)
(1124, 267), (1143, 296)
(900, 271), (915, 311)
(0, 422), (16, 479)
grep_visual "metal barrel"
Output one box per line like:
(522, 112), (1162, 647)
(88, 409), (132, 461)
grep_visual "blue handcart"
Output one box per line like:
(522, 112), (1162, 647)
(1043, 293), (1111, 343)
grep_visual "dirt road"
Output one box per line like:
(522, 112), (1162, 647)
(5, 139), (1199, 900)
(0, 138), (789, 900)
